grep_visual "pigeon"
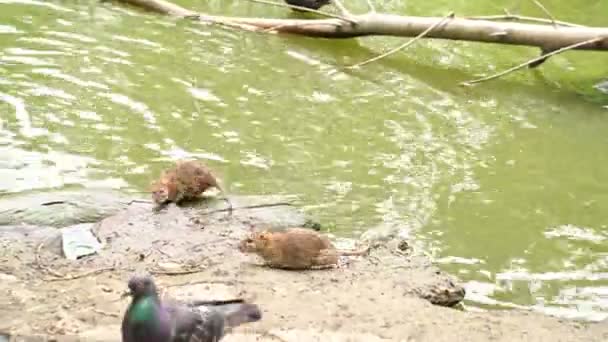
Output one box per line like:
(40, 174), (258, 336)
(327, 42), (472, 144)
(121, 274), (262, 342)
(284, 0), (331, 11)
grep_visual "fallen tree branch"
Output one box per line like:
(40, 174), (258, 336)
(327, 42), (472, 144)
(461, 36), (605, 86)
(111, 0), (607, 86)
(113, 0), (608, 51)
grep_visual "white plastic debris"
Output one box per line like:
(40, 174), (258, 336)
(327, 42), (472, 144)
(61, 223), (102, 260)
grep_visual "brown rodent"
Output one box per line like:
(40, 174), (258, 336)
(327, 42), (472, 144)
(150, 159), (232, 213)
(238, 227), (370, 270)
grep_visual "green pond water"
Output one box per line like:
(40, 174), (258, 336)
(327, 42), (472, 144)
(1, 0), (608, 321)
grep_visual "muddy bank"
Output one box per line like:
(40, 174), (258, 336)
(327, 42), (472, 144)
(0, 190), (607, 341)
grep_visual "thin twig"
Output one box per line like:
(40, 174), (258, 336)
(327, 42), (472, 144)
(461, 36), (604, 86)
(364, 0), (376, 13)
(332, 0), (352, 18)
(244, 0), (356, 24)
(348, 12), (455, 68)
(198, 202), (294, 216)
(531, 0), (557, 29)
(35, 240), (66, 278)
(127, 199), (153, 204)
(261, 331), (290, 342)
(527, 46), (554, 68)
(36, 234), (116, 282)
(154, 246), (173, 258)
(165, 279), (260, 288)
(466, 14), (584, 27)
(92, 308), (120, 318)
(45, 266), (117, 282)
(150, 266), (207, 276)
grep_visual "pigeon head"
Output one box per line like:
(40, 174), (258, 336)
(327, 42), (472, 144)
(125, 274), (158, 299)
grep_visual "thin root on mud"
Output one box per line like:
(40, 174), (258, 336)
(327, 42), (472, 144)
(92, 308), (120, 318)
(150, 266), (208, 276)
(45, 266), (117, 282)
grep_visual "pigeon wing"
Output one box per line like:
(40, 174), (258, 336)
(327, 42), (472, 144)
(164, 302), (224, 342)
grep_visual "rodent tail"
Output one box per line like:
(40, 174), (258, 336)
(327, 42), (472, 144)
(337, 244), (371, 256)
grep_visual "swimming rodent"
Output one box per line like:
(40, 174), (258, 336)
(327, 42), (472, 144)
(150, 159), (232, 214)
(284, 0), (331, 11)
(238, 227), (370, 270)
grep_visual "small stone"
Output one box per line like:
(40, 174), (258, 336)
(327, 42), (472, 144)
(0, 273), (18, 282)
(397, 239), (410, 252)
(156, 262), (183, 272)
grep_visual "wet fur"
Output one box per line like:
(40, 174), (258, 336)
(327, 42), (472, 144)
(150, 160), (232, 213)
(238, 228), (370, 270)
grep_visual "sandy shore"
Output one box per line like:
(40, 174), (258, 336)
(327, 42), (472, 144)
(0, 191), (607, 341)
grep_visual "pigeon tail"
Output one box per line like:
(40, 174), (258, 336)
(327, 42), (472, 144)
(216, 303), (262, 328)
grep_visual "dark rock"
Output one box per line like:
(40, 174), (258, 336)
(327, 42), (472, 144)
(284, 0), (331, 11)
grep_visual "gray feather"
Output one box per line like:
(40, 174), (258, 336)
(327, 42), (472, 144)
(164, 300), (262, 342)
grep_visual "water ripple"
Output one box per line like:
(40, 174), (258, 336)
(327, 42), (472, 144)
(0, 25), (22, 34)
(4, 47), (67, 56)
(0, 55), (57, 66)
(544, 224), (606, 243)
(0, 0), (74, 12)
(99, 92), (158, 128)
(31, 68), (109, 90)
(45, 30), (97, 43)
(26, 84), (76, 101)
(111, 35), (165, 50)
(0, 91), (37, 138)
(17, 37), (75, 48)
